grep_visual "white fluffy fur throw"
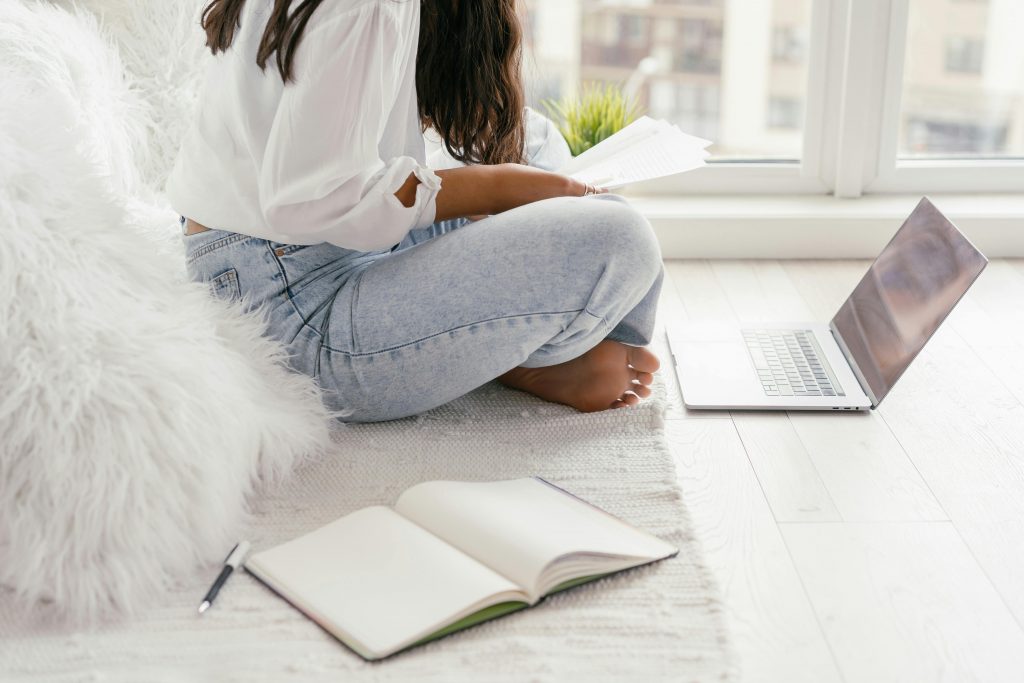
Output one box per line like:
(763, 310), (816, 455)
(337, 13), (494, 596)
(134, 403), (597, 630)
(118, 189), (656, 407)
(0, 0), (335, 623)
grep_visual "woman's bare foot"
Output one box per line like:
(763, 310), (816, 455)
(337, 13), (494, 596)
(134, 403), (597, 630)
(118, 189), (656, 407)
(497, 340), (660, 413)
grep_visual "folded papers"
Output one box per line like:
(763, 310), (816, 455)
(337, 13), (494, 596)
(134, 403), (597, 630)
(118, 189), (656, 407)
(559, 116), (713, 189)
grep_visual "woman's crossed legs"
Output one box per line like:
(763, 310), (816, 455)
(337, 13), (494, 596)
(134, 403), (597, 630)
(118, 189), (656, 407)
(290, 193), (665, 422)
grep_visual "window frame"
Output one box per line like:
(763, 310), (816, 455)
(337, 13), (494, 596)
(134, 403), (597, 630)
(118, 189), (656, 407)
(867, 0), (1024, 194)
(616, 0), (1024, 198)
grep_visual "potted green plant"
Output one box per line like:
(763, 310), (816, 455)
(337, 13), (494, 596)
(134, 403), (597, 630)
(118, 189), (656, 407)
(544, 82), (643, 157)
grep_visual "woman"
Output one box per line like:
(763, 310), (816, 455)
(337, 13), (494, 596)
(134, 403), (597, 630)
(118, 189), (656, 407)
(168, 0), (664, 422)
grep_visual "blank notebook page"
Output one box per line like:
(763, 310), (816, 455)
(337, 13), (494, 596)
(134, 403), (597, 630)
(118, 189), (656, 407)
(245, 506), (520, 657)
(394, 479), (676, 597)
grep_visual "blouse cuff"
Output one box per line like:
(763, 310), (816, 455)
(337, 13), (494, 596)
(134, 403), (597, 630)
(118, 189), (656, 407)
(410, 164), (442, 230)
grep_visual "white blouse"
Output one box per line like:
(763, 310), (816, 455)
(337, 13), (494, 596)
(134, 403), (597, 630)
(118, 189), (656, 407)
(167, 0), (440, 251)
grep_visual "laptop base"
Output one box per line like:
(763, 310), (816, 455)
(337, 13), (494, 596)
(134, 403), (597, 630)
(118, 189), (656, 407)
(667, 322), (873, 411)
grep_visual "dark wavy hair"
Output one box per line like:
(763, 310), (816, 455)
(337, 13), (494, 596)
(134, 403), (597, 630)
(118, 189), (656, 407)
(201, 0), (525, 165)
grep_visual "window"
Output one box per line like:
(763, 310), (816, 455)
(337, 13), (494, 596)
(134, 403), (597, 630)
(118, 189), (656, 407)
(905, 119), (1007, 156)
(520, 0), (813, 165)
(944, 37), (984, 74)
(897, 0), (1024, 160)
(772, 25), (807, 64)
(620, 15), (648, 48)
(870, 0), (1024, 193)
(519, 0), (1024, 196)
(675, 19), (722, 73)
(650, 82), (720, 140)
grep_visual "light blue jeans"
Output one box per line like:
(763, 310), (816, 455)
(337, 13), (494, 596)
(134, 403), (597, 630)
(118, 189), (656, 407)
(182, 194), (664, 422)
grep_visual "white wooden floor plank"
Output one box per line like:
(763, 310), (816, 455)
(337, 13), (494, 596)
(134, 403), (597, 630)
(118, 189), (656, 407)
(711, 261), (943, 523)
(785, 260), (1024, 625)
(783, 522), (1024, 683)
(968, 260), (1024, 333)
(709, 260), (815, 323)
(786, 411), (947, 522)
(945, 296), (1024, 409)
(732, 413), (841, 523)
(778, 259), (866, 319)
(667, 419), (843, 683)
(665, 261), (737, 323)
(945, 262), (1024, 408)
(873, 320), (1024, 626)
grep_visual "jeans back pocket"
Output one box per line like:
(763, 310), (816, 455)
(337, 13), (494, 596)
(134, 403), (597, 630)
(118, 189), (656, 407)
(209, 268), (241, 302)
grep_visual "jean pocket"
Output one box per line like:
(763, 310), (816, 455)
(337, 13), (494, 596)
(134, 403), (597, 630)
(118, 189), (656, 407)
(185, 232), (250, 266)
(209, 268), (241, 302)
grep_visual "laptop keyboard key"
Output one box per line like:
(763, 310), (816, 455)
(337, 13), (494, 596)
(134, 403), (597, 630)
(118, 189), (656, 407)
(742, 329), (847, 399)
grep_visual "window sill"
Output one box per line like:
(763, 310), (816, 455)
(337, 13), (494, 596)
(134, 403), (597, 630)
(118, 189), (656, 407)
(627, 193), (1024, 258)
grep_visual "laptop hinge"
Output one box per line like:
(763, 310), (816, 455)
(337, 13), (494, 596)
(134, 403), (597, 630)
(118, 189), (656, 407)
(829, 321), (881, 408)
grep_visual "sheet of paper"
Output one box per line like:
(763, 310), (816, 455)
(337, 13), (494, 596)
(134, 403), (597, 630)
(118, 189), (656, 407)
(558, 117), (712, 188)
(570, 132), (708, 188)
(395, 478), (677, 600)
(558, 116), (669, 176)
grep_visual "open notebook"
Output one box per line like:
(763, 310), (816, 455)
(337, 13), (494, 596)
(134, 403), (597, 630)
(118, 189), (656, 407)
(245, 477), (678, 660)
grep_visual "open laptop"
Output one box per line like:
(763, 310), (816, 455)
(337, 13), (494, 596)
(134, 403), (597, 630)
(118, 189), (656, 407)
(667, 197), (988, 411)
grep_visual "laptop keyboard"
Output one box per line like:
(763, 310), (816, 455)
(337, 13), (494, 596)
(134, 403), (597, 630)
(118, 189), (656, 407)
(742, 329), (845, 397)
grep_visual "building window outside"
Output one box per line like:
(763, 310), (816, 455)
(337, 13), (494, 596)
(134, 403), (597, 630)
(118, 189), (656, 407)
(900, 0), (1023, 159)
(905, 119), (1008, 155)
(675, 19), (722, 73)
(772, 25), (806, 64)
(945, 36), (985, 74)
(650, 82), (721, 140)
(620, 14), (648, 48)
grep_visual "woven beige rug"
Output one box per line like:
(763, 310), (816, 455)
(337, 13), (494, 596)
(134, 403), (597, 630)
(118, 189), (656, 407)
(0, 369), (732, 682)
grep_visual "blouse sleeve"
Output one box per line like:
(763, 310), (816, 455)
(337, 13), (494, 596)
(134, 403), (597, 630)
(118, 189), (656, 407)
(258, 1), (440, 251)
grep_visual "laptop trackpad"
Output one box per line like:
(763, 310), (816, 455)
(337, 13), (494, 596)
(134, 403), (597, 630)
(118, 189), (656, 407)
(673, 332), (762, 406)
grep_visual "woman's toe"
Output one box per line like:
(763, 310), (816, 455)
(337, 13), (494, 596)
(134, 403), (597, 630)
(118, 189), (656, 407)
(633, 370), (654, 386)
(631, 383), (652, 398)
(626, 346), (660, 373)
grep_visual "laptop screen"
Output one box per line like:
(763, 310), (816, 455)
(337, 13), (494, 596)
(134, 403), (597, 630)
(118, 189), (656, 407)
(830, 198), (988, 406)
